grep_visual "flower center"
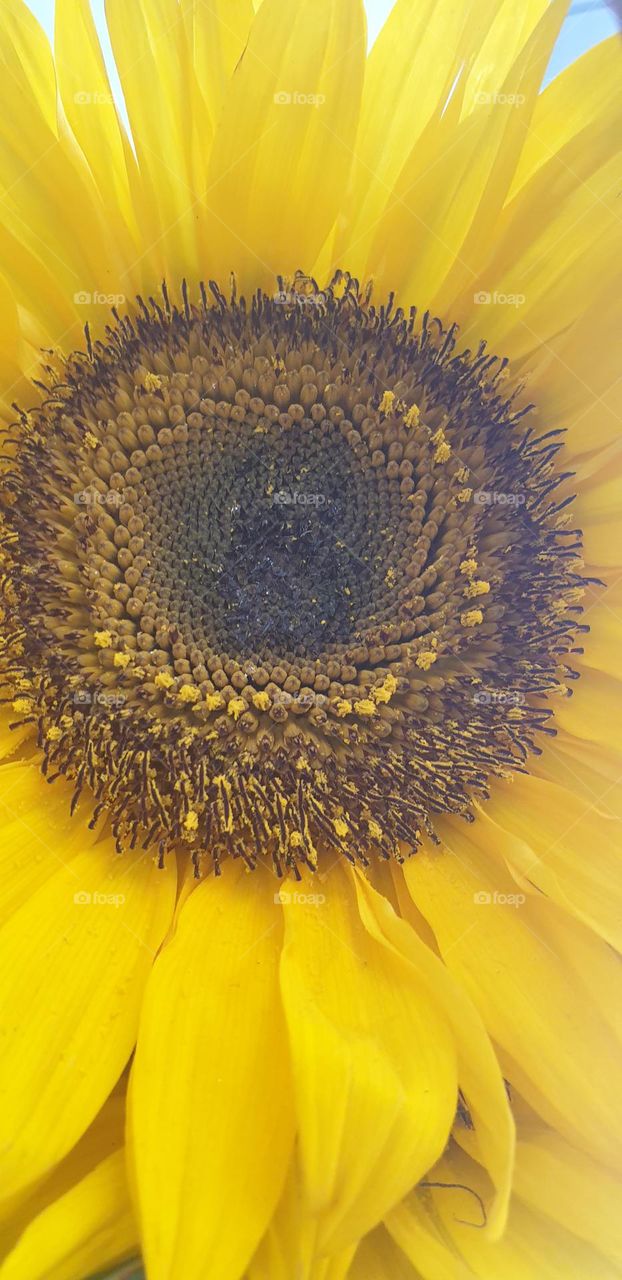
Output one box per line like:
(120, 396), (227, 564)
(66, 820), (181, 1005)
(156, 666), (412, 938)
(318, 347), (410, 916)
(0, 276), (586, 872)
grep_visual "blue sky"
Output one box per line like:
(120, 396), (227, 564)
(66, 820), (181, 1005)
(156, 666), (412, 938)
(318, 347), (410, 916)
(25, 0), (620, 93)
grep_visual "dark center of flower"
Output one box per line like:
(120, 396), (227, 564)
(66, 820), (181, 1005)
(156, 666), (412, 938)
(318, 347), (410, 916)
(0, 275), (587, 873)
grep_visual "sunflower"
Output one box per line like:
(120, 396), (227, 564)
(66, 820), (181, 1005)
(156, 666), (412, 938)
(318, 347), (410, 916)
(0, 0), (620, 1277)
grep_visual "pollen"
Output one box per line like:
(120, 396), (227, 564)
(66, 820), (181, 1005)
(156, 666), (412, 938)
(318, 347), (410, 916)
(143, 372), (163, 391)
(94, 630), (113, 649)
(354, 699), (377, 717)
(252, 691), (271, 711)
(113, 651), (131, 669)
(461, 609), (484, 627)
(464, 579), (491, 598)
(379, 390), (396, 415)
(333, 818), (349, 839)
(154, 671), (175, 690)
(184, 810), (199, 832)
(403, 403), (420, 428)
(178, 684), (201, 704)
(372, 674), (398, 703)
(227, 697), (247, 720)
(46, 725), (63, 742)
(416, 650), (438, 670)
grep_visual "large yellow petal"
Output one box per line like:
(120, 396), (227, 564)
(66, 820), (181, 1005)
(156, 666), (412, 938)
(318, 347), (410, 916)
(105, 0), (204, 284)
(0, 763), (91, 925)
(55, 0), (140, 254)
(514, 1129), (622, 1263)
(475, 773), (622, 950)
(0, 839), (175, 1201)
(129, 861), (294, 1280)
(404, 827), (622, 1168)
(203, 0), (366, 292)
(0, 1151), (136, 1280)
(354, 870), (514, 1239)
(279, 861), (457, 1260)
(395, 1144), (622, 1280)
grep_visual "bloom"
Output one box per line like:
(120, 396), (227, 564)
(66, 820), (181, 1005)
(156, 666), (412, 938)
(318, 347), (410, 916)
(0, 1), (620, 1278)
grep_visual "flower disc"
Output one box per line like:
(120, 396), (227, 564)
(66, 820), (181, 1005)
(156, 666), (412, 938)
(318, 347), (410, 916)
(0, 277), (586, 871)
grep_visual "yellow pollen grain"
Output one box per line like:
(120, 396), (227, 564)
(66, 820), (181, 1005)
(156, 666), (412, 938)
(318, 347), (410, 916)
(461, 609), (484, 627)
(379, 390), (395, 415)
(252, 691), (271, 711)
(373, 674), (397, 704)
(333, 818), (349, 838)
(403, 403), (420, 428)
(154, 670), (174, 689)
(11, 697), (31, 714)
(94, 630), (113, 649)
(184, 810), (199, 832)
(354, 699), (376, 717)
(289, 831), (304, 848)
(228, 697), (247, 720)
(143, 372), (163, 391)
(205, 692), (225, 711)
(460, 559), (478, 577)
(84, 431), (98, 450)
(507, 707), (523, 721)
(457, 488), (472, 503)
(416, 650), (438, 670)
(334, 698), (352, 717)
(46, 725), (62, 742)
(368, 819), (383, 840)
(179, 684), (201, 704)
(434, 440), (452, 464)
(385, 566), (396, 586)
(464, 579), (490, 598)
(456, 465), (470, 483)
(113, 651), (131, 669)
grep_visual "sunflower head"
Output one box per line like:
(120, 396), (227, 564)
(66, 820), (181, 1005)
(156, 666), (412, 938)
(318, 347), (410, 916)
(1, 272), (585, 872)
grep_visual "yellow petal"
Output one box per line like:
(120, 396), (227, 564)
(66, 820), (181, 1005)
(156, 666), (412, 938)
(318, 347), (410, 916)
(0, 1150), (136, 1280)
(354, 869), (514, 1238)
(0, 839), (176, 1201)
(554, 666), (622, 755)
(105, 0), (204, 283)
(366, 1), (566, 313)
(55, 0), (139, 252)
(476, 773), (622, 950)
(130, 861), (294, 1280)
(514, 1129), (622, 1263)
(203, 0), (366, 292)
(397, 1144), (621, 1280)
(349, 1227), (420, 1280)
(0, 763), (89, 926)
(405, 827), (622, 1168)
(0, 0), (57, 135)
(279, 861), (457, 1258)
